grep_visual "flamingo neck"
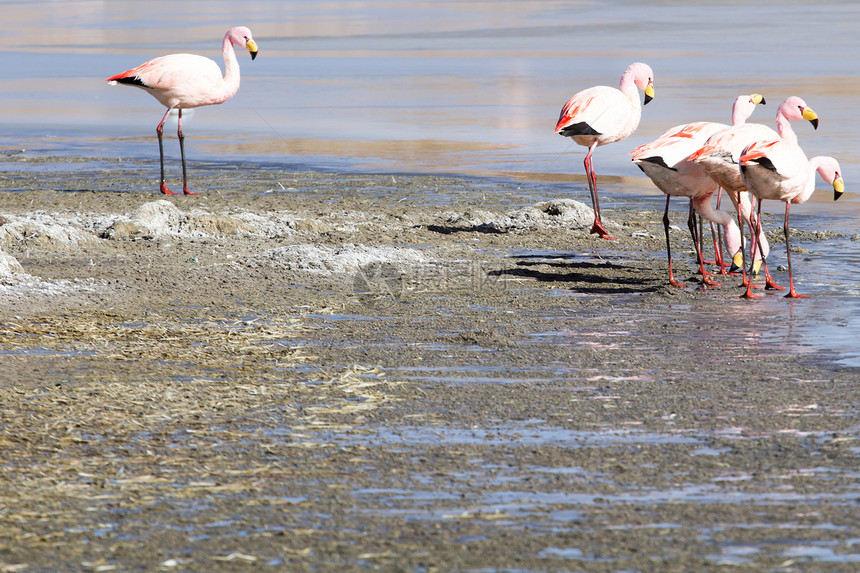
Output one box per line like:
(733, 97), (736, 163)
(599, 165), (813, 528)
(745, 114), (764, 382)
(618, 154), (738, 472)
(618, 69), (640, 104)
(795, 157), (826, 204)
(775, 113), (798, 145)
(221, 34), (241, 101)
(730, 99), (753, 126)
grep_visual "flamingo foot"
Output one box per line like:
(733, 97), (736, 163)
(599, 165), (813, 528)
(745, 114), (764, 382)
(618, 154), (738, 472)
(160, 183), (179, 196)
(740, 287), (761, 300)
(590, 220), (617, 240)
(700, 276), (722, 287)
(785, 289), (809, 299)
(669, 278), (686, 288)
(183, 188), (199, 196)
(765, 277), (786, 291)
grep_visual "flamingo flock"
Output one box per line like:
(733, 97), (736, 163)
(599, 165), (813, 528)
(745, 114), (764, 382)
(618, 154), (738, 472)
(556, 64), (845, 298)
(105, 43), (845, 298)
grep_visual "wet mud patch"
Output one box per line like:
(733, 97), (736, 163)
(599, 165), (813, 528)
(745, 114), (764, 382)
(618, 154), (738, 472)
(1, 156), (859, 571)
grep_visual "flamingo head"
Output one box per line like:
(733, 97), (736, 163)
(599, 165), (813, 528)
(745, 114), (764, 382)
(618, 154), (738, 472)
(731, 93), (766, 125)
(624, 62), (655, 105)
(779, 96), (818, 130)
(812, 156), (844, 200)
(228, 26), (258, 60)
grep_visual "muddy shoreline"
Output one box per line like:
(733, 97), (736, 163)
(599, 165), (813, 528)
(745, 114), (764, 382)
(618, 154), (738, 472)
(1, 155), (858, 571)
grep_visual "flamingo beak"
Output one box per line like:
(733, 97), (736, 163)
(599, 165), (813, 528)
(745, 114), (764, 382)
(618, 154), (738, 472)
(833, 176), (845, 200)
(643, 82), (655, 105)
(802, 106), (818, 130)
(729, 251), (744, 274)
(751, 94), (766, 105)
(751, 259), (763, 278)
(246, 39), (259, 60)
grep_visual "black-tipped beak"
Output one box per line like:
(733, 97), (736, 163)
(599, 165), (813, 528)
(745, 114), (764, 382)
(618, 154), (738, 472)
(643, 83), (654, 106)
(810, 117), (819, 130)
(250, 50), (258, 61)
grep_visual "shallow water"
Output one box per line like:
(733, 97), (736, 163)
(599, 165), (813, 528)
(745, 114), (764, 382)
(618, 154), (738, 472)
(2, 1), (860, 182)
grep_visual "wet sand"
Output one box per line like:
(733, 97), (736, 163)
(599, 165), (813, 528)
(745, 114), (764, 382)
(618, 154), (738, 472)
(1, 155), (859, 571)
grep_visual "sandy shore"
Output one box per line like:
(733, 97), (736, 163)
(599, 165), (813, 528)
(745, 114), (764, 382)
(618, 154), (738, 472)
(1, 154), (858, 571)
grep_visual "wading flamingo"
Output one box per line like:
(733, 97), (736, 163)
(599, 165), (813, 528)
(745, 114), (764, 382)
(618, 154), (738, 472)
(106, 27), (259, 195)
(739, 141), (844, 299)
(689, 96), (818, 286)
(631, 94), (765, 287)
(555, 63), (655, 239)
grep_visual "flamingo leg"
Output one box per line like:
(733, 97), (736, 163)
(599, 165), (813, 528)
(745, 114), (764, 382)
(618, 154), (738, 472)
(748, 195), (783, 290)
(688, 202), (720, 287)
(741, 199), (763, 299)
(584, 142), (616, 240)
(177, 110), (198, 196)
(663, 196), (685, 288)
(731, 194), (750, 284)
(783, 203), (808, 298)
(696, 213), (716, 265)
(713, 189), (727, 273)
(156, 108), (178, 196)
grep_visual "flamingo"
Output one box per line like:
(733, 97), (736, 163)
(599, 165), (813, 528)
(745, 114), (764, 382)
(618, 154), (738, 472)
(689, 96), (819, 286)
(631, 94), (765, 287)
(106, 27), (259, 195)
(739, 141), (844, 298)
(555, 62), (655, 239)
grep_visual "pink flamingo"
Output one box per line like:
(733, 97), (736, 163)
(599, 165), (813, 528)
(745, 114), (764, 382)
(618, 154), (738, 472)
(689, 96), (819, 286)
(631, 94), (765, 287)
(555, 63), (655, 239)
(739, 140), (844, 298)
(106, 27), (259, 195)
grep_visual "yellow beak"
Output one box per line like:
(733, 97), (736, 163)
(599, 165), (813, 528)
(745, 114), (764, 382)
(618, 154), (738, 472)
(247, 39), (259, 60)
(802, 106), (819, 129)
(834, 176), (845, 200)
(644, 82), (655, 105)
(751, 93), (765, 105)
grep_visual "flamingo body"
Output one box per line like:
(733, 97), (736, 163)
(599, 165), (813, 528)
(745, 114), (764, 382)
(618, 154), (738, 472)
(631, 95), (765, 286)
(555, 62), (655, 239)
(739, 139), (844, 298)
(106, 27), (259, 195)
(689, 96), (819, 282)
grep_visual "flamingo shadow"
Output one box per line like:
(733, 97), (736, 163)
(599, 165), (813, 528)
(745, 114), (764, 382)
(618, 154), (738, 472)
(490, 253), (664, 295)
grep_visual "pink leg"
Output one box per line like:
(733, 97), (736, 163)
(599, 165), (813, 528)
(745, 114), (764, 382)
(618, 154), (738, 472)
(746, 197), (784, 291)
(157, 108), (178, 195)
(741, 199), (764, 299)
(783, 203), (808, 299)
(584, 143), (616, 240)
(713, 189), (727, 272)
(663, 196), (685, 287)
(688, 201), (720, 287)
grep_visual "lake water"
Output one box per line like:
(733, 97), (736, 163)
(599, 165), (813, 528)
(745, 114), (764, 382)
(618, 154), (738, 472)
(1, 0), (860, 367)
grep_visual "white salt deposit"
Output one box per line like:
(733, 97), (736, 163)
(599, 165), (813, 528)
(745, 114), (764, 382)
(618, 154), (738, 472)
(443, 199), (593, 234)
(261, 243), (428, 275)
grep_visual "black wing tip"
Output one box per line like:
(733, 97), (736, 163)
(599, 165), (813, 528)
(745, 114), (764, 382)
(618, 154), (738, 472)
(639, 156), (677, 171)
(113, 76), (149, 88)
(557, 122), (601, 137)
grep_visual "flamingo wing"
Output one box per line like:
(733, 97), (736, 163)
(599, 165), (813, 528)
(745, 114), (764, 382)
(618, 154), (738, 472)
(555, 86), (630, 138)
